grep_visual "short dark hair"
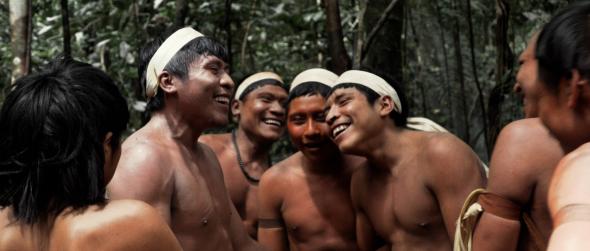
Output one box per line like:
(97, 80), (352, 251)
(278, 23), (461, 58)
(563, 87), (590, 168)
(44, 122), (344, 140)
(0, 58), (129, 224)
(235, 73), (285, 101)
(139, 34), (229, 113)
(536, 1), (590, 91)
(328, 69), (408, 127)
(287, 82), (331, 104)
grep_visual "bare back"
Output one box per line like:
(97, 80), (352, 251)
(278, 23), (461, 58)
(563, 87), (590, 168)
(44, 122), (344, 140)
(108, 126), (242, 251)
(352, 131), (485, 251)
(200, 133), (261, 238)
(0, 200), (180, 251)
(258, 152), (359, 251)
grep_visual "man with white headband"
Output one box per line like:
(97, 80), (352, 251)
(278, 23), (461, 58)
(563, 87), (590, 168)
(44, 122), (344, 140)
(257, 68), (363, 250)
(324, 69), (486, 250)
(200, 71), (288, 238)
(108, 27), (261, 251)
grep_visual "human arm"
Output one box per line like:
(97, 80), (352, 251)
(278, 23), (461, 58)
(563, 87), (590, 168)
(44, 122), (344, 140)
(74, 200), (182, 251)
(547, 145), (590, 251)
(257, 168), (289, 251)
(107, 144), (174, 224)
(426, 134), (487, 241)
(351, 169), (385, 251)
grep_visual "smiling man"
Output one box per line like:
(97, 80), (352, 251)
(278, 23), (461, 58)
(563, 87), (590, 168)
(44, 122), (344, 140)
(325, 69), (486, 251)
(200, 71), (288, 238)
(257, 68), (363, 251)
(107, 27), (261, 251)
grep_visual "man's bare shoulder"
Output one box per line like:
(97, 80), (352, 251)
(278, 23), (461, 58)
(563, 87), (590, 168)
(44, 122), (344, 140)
(69, 200), (180, 251)
(260, 152), (305, 186)
(549, 143), (590, 213)
(487, 118), (564, 202)
(199, 133), (231, 154)
(420, 130), (479, 164)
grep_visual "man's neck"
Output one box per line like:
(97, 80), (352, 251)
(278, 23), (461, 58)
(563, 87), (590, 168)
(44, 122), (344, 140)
(301, 149), (345, 176)
(148, 110), (203, 147)
(234, 126), (273, 165)
(364, 124), (408, 173)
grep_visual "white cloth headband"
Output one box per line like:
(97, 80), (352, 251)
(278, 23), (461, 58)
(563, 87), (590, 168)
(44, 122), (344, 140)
(145, 27), (204, 99)
(234, 72), (283, 100)
(335, 70), (402, 113)
(289, 68), (338, 92)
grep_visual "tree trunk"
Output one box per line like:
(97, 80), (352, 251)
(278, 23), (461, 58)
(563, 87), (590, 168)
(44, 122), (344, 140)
(61, 0), (71, 58)
(452, 0), (469, 142)
(362, 0), (404, 85)
(224, 0), (232, 71)
(323, 0), (351, 74)
(465, 0), (489, 157)
(435, 1), (454, 132)
(353, 0), (366, 69)
(173, 0), (188, 30)
(488, 0), (513, 148)
(9, 0), (32, 84)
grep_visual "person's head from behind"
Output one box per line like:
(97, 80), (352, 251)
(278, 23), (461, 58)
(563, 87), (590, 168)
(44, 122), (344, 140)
(0, 58), (129, 225)
(286, 68), (338, 158)
(139, 27), (234, 128)
(232, 72), (288, 142)
(535, 2), (590, 151)
(514, 32), (541, 118)
(325, 68), (408, 155)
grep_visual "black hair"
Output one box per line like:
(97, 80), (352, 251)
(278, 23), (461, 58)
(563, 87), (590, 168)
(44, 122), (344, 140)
(235, 73), (286, 101)
(0, 58), (129, 224)
(328, 69), (408, 127)
(139, 32), (229, 113)
(287, 82), (332, 104)
(536, 1), (590, 91)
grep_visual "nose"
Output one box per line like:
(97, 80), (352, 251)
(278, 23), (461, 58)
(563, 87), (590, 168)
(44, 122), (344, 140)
(270, 100), (286, 118)
(325, 106), (339, 126)
(221, 73), (235, 93)
(303, 120), (320, 138)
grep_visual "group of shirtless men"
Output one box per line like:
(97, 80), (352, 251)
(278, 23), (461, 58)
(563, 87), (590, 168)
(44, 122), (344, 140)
(0, 2), (589, 251)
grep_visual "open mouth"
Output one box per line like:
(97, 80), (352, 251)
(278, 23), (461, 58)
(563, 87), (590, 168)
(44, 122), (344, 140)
(263, 118), (283, 127)
(332, 123), (350, 138)
(214, 95), (230, 105)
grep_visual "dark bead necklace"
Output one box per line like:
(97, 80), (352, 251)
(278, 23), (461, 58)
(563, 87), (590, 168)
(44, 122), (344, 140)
(231, 129), (271, 184)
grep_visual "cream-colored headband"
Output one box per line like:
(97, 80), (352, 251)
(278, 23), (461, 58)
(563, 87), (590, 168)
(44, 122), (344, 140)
(289, 68), (338, 92)
(145, 27), (204, 99)
(335, 70), (402, 113)
(234, 72), (283, 100)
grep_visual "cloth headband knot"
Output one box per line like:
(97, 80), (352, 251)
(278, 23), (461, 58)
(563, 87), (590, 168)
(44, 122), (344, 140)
(289, 68), (338, 92)
(234, 72), (283, 100)
(145, 27), (204, 99)
(335, 70), (402, 113)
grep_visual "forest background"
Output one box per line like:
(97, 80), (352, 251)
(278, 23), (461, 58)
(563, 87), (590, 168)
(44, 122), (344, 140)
(2, 0), (576, 163)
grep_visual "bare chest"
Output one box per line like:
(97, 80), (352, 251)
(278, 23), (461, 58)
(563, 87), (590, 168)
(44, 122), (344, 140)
(362, 171), (445, 243)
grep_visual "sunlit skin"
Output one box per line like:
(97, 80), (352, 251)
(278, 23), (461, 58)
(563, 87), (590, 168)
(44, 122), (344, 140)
(258, 94), (361, 251)
(324, 87), (486, 251)
(108, 55), (262, 251)
(0, 136), (182, 251)
(200, 84), (288, 238)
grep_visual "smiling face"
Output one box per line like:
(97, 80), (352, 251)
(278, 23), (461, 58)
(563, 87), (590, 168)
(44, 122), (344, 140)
(514, 35), (541, 118)
(287, 94), (338, 157)
(236, 84), (288, 141)
(175, 55), (234, 128)
(325, 87), (385, 155)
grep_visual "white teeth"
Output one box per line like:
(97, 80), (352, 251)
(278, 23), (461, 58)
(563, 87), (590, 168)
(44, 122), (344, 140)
(264, 119), (282, 126)
(332, 125), (349, 137)
(215, 97), (229, 103)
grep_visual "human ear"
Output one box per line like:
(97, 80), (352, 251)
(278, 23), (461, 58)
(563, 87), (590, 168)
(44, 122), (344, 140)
(566, 69), (584, 108)
(377, 96), (395, 117)
(158, 71), (177, 94)
(103, 132), (113, 165)
(231, 100), (241, 120)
